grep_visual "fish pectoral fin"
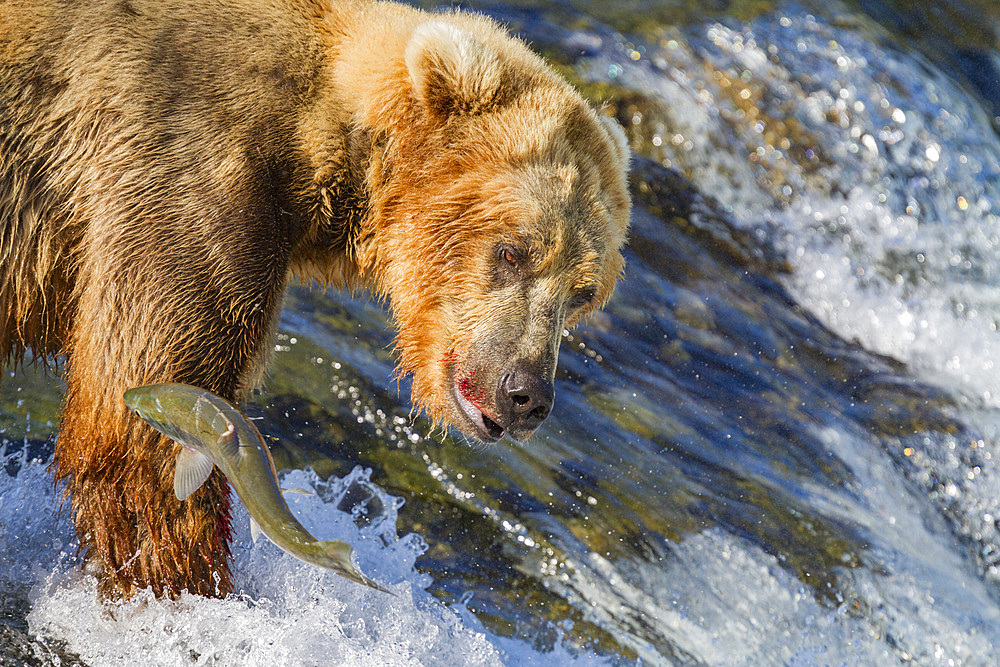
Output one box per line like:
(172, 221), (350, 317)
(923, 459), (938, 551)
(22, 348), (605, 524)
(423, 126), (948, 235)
(249, 516), (263, 543)
(316, 541), (392, 595)
(174, 447), (215, 501)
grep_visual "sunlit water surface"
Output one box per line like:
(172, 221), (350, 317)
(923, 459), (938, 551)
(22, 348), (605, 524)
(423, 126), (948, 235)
(4, 0), (1000, 664)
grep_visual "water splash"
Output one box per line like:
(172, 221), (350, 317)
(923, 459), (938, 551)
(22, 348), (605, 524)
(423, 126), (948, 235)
(1, 451), (602, 666)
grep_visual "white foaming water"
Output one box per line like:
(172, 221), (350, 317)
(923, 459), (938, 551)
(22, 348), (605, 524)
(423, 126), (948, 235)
(677, 5), (1000, 588)
(540, 418), (1000, 663)
(0, 454), (598, 665)
(591, 5), (1000, 404)
(568, 524), (999, 665)
(565, 2), (1000, 660)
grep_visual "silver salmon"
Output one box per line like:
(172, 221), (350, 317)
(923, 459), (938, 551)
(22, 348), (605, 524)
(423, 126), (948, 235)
(123, 382), (387, 593)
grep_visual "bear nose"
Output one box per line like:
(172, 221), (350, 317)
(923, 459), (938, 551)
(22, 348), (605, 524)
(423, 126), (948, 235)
(500, 367), (554, 429)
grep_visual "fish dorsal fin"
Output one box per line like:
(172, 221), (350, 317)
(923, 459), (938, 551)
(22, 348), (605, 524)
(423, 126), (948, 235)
(249, 516), (262, 543)
(215, 418), (240, 458)
(174, 447), (215, 501)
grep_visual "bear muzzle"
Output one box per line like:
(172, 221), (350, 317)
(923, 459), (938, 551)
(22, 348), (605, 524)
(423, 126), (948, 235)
(450, 359), (554, 443)
(496, 367), (554, 442)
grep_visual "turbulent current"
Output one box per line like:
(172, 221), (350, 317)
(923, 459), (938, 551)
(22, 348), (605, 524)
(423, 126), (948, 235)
(4, 0), (1000, 664)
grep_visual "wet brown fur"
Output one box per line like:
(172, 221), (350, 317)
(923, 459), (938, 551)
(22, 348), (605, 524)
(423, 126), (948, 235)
(0, 0), (629, 598)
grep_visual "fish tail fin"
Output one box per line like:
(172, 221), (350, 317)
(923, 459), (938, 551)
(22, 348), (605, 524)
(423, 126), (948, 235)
(316, 540), (393, 595)
(318, 539), (354, 561)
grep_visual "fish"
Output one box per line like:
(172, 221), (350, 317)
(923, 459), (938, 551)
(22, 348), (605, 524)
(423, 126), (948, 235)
(122, 382), (388, 593)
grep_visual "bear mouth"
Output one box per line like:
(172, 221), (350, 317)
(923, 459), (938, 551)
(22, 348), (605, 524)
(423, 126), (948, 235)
(451, 376), (505, 442)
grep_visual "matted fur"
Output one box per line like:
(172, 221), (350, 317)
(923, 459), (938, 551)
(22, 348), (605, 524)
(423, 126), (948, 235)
(0, 0), (630, 597)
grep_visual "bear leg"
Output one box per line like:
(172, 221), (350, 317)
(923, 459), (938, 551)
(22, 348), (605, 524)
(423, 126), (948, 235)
(56, 351), (236, 599)
(54, 252), (284, 598)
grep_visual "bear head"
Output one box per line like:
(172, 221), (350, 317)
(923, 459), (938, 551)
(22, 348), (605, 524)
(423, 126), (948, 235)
(351, 17), (630, 442)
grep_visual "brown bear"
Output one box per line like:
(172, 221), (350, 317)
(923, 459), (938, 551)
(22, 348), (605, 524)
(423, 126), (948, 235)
(0, 0), (630, 598)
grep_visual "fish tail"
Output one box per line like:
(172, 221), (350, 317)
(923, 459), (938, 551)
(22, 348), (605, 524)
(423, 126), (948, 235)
(316, 540), (392, 594)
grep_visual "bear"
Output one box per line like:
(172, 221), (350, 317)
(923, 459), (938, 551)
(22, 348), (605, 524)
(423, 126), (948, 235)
(0, 0), (630, 598)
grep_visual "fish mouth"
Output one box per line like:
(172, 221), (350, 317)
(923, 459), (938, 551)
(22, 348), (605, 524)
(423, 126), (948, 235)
(450, 368), (505, 442)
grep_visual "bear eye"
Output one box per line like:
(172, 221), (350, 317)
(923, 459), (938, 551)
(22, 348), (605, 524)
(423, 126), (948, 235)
(496, 244), (524, 280)
(570, 288), (597, 309)
(499, 245), (518, 266)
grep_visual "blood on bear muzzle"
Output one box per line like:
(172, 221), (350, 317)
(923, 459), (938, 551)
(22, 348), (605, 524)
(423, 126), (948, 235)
(450, 361), (554, 443)
(452, 376), (505, 441)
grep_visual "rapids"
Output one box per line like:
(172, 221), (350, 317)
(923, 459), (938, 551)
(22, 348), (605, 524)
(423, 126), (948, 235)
(4, 0), (1000, 663)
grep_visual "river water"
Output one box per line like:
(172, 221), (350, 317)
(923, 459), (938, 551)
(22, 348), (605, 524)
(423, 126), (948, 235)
(3, 0), (1000, 664)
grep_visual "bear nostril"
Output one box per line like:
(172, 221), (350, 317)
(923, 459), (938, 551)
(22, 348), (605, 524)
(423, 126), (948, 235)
(528, 404), (549, 421)
(511, 393), (530, 406)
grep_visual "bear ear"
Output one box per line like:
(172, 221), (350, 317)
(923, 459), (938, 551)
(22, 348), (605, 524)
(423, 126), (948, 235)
(405, 21), (504, 117)
(597, 114), (631, 167)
